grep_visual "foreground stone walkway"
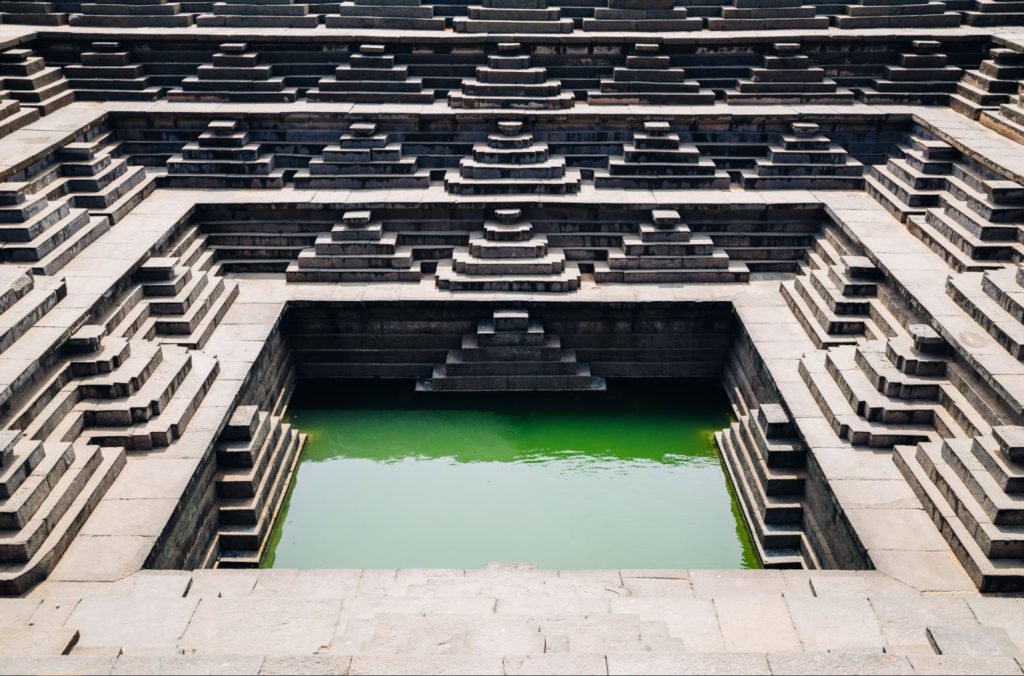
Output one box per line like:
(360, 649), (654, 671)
(0, 568), (1015, 675)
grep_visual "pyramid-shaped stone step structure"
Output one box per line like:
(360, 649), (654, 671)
(417, 309), (605, 392)
(0, 90), (39, 139)
(454, 0), (574, 32)
(582, 0), (701, 30)
(981, 82), (1024, 144)
(448, 43), (574, 109)
(167, 43), (298, 103)
(951, 48), (1024, 119)
(63, 42), (167, 101)
(594, 209), (749, 284)
(947, 265), (1024, 360)
(895, 426), (1024, 592)
(725, 43), (854, 105)
(325, 0), (444, 28)
(196, 0), (319, 26)
(285, 210), (422, 283)
(213, 405), (305, 568)
(0, 183), (106, 276)
(435, 209), (581, 292)
(963, 0), (1024, 25)
(306, 44), (434, 104)
(836, 0), (961, 28)
(0, 269), (65, 356)
(588, 44), (714, 105)
(594, 122), (731, 189)
(0, 48), (73, 115)
(781, 241), (901, 350)
(0, 0), (67, 25)
(70, 0), (194, 26)
(708, 0), (829, 30)
(740, 123), (864, 190)
(163, 120), (286, 189)
(444, 121), (582, 195)
(52, 134), (156, 226)
(293, 123), (429, 190)
(6, 321), (222, 451)
(716, 403), (812, 569)
(859, 41), (963, 105)
(119, 256), (240, 350)
(866, 134), (957, 222)
(815, 332), (988, 443)
(908, 179), (1024, 272)
(0, 430), (124, 595)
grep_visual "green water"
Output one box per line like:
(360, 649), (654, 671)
(263, 380), (759, 570)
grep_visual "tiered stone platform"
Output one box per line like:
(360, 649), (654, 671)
(417, 308), (605, 391)
(2, 6), (1024, 673)
(444, 120), (582, 194)
(588, 44), (715, 105)
(448, 42), (574, 109)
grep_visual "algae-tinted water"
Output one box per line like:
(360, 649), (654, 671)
(263, 380), (758, 569)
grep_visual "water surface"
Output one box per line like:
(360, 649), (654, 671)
(263, 380), (758, 569)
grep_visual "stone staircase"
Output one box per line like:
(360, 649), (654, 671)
(907, 177), (1024, 272)
(306, 44), (435, 104)
(895, 425), (1024, 591)
(293, 122), (429, 190)
(435, 208), (582, 292)
(0, 268), (66, 356)
(951, 47), (1024, 119)
(50, 134), (155, 225)
(716, 403), (815, 569)
(0, 184), (106, 276)
(0, 89), (39, 140)
(448, 42), (574, 110)
(416, 308), (606, 392)
(195, 0), (318, 27)
(212, 405), (304, 568)
(963, 0), (1024, 24)
(709, 0), (829, 30)
(5, 326), (220, 451)
(325, 0), (444, 28)
(835, 0), (962, 28)
(725, 43), (854, 105)
(867, 133), (956, 222)
(594, 121), (730, 190)
(444, 121), (581, 195)
(0, 48), (74, 116)
(781, 237), (900, 350)
(70, 0), (194, 25)
(167, 43), (297, 103)
(740, 122), (864, 190)
(593, 208), (749, 284)
(587, 43), (714, 105)
(581, 0), (701, 30)
(799, 324), (992, 449)
(859, 40), (963, 105)
(0, 430), (124, 595)
(63, 42), (167, 101)
(286, 209), (422, 283)
(163, 120), (286, 189)
(947, 264), (1024, 360)
(454, 0), (574, 32)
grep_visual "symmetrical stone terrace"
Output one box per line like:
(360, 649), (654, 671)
(588, 43), (715, 106)
(167, 43), (298, 103)
(5, 7), (1024, 673)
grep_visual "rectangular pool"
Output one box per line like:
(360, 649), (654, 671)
(263, 380), (758, 569)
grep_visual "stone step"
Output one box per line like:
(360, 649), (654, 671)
(217, 427), (304, 559)
(84, 350), (220, 451)
(0, 275), (65, 357)
(0, 445), (123, 595)
(947, 273), (1024, 360)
